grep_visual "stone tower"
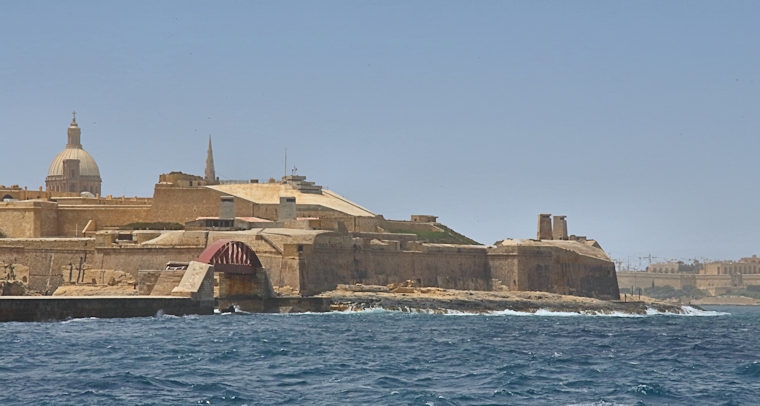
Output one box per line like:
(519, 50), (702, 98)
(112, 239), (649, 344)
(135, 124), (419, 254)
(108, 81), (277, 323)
(553, 215), (568, 240)
(204, 136), (217, 185)
(537, 214), (553, 240)
(45, 112), (102, 195)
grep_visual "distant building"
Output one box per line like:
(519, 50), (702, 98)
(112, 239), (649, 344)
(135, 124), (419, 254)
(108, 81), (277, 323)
(45, 112), (102, 195)
(619, 254), (760, 296)
(701, 255), (760, 275)
(646, 261), (701, 274)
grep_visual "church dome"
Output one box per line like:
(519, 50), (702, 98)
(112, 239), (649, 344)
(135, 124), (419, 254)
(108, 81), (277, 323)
(45, 113), (102, 195)
(47, 147), (101, 178)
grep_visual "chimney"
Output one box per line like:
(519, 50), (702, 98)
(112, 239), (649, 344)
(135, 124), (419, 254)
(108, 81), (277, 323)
(553, 215), (568, 240)
(537, 214), (553, 240)
(279, 196), (297, 221)
(219, 196), (235, 219)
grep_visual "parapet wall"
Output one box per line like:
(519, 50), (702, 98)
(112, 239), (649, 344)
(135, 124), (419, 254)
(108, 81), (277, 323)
(0, 199), (153, 238)
(0, 201), (58, 237)
(151, 185), (229, 223)
(94, 246), (206, 278)
(376, 219), (442, 234)
(0, 238), (94, 292)
(299, 236), (491, 295)
(57, 205), (152, 236)
(0, 237), (205, 293)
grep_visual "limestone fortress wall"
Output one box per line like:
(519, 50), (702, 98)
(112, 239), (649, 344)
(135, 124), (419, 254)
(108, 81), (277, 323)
(0, 219), (619, 300)
(0, 116), (620, 300)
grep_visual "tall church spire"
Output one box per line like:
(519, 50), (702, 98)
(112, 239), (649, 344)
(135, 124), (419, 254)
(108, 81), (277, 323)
(205, 135), (217, 185)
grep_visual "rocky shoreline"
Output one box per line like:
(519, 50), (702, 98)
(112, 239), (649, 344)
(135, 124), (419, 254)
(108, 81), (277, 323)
(317, 285), (693, 315)
(42, 281), (696, 315)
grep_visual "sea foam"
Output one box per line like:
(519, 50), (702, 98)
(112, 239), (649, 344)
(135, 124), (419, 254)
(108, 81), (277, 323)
(645, 305), (729, 317)
(295, 305), (730, 317)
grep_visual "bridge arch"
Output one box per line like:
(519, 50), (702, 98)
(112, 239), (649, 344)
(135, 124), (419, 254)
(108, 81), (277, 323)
(197, 239), (263, 274)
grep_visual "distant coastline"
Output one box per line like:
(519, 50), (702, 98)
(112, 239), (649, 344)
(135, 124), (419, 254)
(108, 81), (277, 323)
(688, 296), (760, 306)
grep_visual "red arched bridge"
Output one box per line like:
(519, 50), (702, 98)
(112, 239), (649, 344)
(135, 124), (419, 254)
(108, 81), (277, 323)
(197, 239), (263, 274)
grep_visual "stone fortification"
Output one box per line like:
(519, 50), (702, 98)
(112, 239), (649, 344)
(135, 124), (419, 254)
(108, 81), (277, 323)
(489, 239), (619, 300)
(0, 200), (58, 238)
(378, 219), (444, 234)
(0, 123), (624, 303)
(126, 228), (491, 296)
(56, 204), (151, 236)
(74, 224), (616, 299)
(0, 174), (376, 239)
(0, 212), (620, 300)
(2, 175), (472, 241)
(158, 172), (208, 188)
(206, 182), (375, 219)
(0, 196), (152, 238)
(302, 235), (490, 296)
(170, 261), (215, 310)
(0, 186), (57, 201)
(0, 238), (93, 293)
(1, 154), (619, 301)
(150, 183), (232, 223)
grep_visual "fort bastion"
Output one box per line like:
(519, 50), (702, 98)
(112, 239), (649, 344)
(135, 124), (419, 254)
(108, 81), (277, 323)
(0, 116), (620, 300)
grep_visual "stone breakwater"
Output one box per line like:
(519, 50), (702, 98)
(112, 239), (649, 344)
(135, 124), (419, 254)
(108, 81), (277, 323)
(318, 286), (691, 315)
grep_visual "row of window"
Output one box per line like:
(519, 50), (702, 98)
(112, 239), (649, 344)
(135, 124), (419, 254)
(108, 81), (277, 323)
(713, 265), (760, 274)
(47, 183), (100, 194)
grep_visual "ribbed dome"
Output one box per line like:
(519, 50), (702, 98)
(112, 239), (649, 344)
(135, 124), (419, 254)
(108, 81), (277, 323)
(47, 147), (101, 177)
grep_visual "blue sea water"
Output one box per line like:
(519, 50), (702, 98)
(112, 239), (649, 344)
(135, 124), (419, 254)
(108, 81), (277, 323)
(1, 306), (758, 405)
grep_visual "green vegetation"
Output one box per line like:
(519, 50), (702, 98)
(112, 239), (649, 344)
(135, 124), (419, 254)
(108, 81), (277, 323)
(392, 224), (481, 245)
(122, 222), (185, 230)
(0, 229), (5, 238)
(728, 285), (760, 299)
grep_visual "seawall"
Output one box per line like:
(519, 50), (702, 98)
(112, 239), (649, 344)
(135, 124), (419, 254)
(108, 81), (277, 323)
(0, 296), (214, 322)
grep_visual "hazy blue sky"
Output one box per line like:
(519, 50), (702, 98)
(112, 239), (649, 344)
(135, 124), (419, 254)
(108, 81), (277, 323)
(2, 1), (759, 267)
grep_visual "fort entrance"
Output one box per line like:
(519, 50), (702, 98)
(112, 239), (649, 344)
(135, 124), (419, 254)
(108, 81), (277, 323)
(197, 240), (274, 305)
(198, 239), (263, 273)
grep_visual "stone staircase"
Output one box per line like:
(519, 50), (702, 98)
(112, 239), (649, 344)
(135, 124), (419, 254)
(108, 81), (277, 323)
(149, 270), (186, 296)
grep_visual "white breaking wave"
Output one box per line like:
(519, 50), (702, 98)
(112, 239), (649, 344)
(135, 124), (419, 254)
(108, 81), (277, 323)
(487, 309), (648, 317)
(215, 304), (253, 315)
(304, 304), (731, 317)
(61, 317), (100, 323)
(645, 305), (729, 317)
